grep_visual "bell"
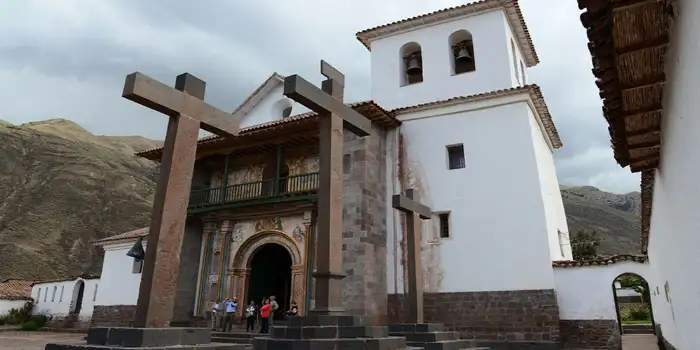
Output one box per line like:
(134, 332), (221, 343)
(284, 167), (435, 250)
(456, 47), (472, 62)
(126, 236), (145, 261)
(406, 56), (422, 75)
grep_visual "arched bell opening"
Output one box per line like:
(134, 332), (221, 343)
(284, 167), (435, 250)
(449, 30), (475, 75)
(400, 42), (424, 86)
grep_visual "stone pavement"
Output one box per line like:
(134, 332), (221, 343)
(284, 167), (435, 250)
(0, 331), (85, 350)
(623, 334), (659, 350)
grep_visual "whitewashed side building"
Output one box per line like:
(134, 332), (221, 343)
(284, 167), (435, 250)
(0, 279), (33, 315)
(30, 275), (100, 327)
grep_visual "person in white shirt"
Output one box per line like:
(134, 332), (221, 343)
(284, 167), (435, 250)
(211, 299), (222, 331)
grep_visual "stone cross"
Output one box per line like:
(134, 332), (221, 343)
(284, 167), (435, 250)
(392, 188), (431, 323)
(122, 72), (242, 328)
(283, 60), (372, 314)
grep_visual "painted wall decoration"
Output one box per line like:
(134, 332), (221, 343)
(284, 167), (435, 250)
(254, 217), (283, 232)
(292, 224), (304, 244)
(286, 156), (320, 176)
(229, 166), (264, 185)
(232, 223), (244, 244)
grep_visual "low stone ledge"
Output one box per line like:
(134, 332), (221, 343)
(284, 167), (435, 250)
(559, 319), (621, 350)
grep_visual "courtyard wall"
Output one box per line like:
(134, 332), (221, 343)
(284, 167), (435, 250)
(553, 258), (649, 350)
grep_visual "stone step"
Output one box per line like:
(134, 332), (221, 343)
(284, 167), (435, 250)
(407, 339), (481, 350)
(389, 323), (445, 334)
(623, 327), (655, 335)
(46, 343), (250, 350)
(212, 331), (259, 339)
(390, 331), (460, 342)
(212, 336), (255, 344)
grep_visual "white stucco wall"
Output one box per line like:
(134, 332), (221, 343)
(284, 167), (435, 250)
(387, 94), (556, 293)
(96, 242), (144, 306)
(238, 85), (300, 129)
(0, 300), (29, 315)
(31, 278), (100, 319)
(645, 0), (700, 348)
(527, 108), (572, 261)
(370, 9), (519, 110)
(554, 261), (649, 320)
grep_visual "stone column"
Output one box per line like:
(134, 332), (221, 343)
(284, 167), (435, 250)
(232, 268), (251, 318)
(217, 220), (233, 299)
(291, 264), (305, 314)
(301, 211), (313, 315)
(195, 221), (217, 316)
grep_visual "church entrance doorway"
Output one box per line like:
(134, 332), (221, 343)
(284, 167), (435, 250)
(69, 280), (85, 315)
(247, 243), (292, 320)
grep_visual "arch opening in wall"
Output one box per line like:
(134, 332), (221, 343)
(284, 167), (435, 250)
(399, 42), (423, 86)
(69, 280), (86, 314)
(611, 273), (655, 336)
(449, 30), (476, 75)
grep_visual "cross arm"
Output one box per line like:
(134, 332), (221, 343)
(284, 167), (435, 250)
(283, 75), (372, 137)
(122, 72), (241, 137)
(392, 194), (432, 220)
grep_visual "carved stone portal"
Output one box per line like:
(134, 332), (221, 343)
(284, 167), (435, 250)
(229, 231), (306, 315)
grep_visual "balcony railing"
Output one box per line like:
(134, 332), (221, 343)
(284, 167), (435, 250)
(189, 172), (320, 208)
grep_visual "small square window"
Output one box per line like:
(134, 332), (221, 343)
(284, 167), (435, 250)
(447, 144), (465, 170)
(438, 213), (450, 238)
(132, 260), (144, 274)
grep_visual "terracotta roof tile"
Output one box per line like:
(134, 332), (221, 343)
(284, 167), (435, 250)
(552, 254), (648, 268)
(92, 227), (149, 245)
(391, 85), (562, 149)
(31, 274), (100, 287)
(356, 0), (539, 67)
(0, 279), (34, 300)
(136, 100), (396, 159)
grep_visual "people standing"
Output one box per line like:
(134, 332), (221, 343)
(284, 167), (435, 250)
(211, 299), (222, 331)
(222, 297), (239, 332)
(245, 301), (257, 332)
(259, 298), (271, 334)
(269, 295), (279, 326)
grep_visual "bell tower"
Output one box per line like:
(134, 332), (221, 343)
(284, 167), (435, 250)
(357, 0), (538, 110)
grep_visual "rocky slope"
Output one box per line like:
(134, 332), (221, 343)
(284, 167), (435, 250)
(0, 119), (161, 281)
(0, 118), (641, 280)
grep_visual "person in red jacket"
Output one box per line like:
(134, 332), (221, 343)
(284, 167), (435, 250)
(259, 298), (271, 333)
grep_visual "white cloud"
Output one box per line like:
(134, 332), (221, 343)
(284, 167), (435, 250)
(0, 0), (639, 193)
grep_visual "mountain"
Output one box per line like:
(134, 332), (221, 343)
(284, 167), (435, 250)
(561, 185), (642, 255)
(0, 119), (641, 281)
(0, 119), (161, 281)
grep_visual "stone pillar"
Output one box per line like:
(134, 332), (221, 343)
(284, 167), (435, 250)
(301, 210), (313, 315)
(217, 220), (233, 299)
(195, 221), (217, 316)
(291, 264), (305, 314)
(232, 268), (250, 317)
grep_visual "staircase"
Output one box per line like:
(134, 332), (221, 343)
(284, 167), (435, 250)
(389, 323), (489, 350)
(211, 331), (258, 348)
(623, 323), (655, 335)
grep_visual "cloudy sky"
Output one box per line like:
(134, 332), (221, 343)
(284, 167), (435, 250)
(0, 0), (640, 193)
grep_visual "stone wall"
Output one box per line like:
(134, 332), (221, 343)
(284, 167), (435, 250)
(388, 290), (560, 344)
(90, 305), (136, 328)
(559, 319), (621, 350)
(340, 124), (388, 322)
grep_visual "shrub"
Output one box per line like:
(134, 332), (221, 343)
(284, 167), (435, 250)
(30, 315), (48, 328)
(619, 303), (651, 321)
(20, 320), (38, 331)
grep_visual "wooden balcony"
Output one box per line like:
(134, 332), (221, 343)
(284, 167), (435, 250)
(188, 172), (319, 210)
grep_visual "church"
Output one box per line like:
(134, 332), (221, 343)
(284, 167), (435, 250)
(76, 0), (627, 347)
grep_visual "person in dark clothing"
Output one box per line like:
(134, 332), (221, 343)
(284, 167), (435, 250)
(286, 301), (298, 317)
(244, 301), (257, 332)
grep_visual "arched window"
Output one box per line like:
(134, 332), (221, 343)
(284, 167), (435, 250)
(449, 30), (476, 75)
(59, 285), (64, 302)
(37, 288), (41, 303)
(52, 286), (57, 302)
(510, 40), (520, 84)
(399, 42), (423, 86)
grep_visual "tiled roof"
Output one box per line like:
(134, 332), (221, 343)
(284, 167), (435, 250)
(356, 0), (539, 67)
(136, 100), (397, 159)
(92, 227), (149, 246)
(31, 274), (100, 287)
(0, 279), (34, 301)
(391, 85), (562, 149)
(552, 254), (648, 268)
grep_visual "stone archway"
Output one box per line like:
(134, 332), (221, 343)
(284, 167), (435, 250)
(230, 230), (305, 315)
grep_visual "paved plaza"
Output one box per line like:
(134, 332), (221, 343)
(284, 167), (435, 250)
(0, 332), (85, 350)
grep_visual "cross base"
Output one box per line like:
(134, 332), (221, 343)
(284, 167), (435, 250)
(44, 327), (244, 350)
(388, 323), (483, 350)
(253, 315), (407, 350)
